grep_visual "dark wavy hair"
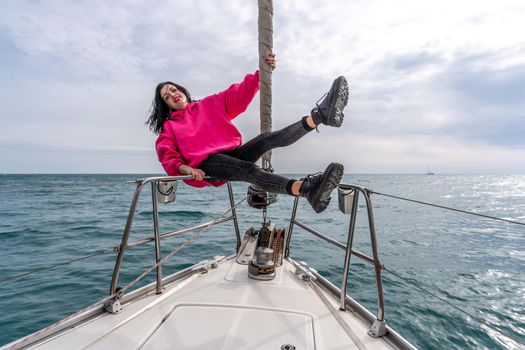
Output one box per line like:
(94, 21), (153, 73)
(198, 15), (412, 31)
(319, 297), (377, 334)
(146, 81), (192, 134)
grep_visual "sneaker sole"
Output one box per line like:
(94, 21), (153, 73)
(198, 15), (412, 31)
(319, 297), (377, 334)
(327, 76), (349, 127)
(312, 162), (344, 213)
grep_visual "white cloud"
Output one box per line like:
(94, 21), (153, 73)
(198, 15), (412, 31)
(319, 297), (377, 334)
(277, 0), (525, 78)
(1, 0), (524, 173)
(2, 1), (147, 78)
(273, 132), (525, 174)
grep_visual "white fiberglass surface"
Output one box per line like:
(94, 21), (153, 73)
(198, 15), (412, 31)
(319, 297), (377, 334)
(141, 304), (314, 350)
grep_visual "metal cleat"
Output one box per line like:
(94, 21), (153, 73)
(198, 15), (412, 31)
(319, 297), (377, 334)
(192, 256), (225, 273)
(368, 318), (387, 337)
(104, 299), (122, 314)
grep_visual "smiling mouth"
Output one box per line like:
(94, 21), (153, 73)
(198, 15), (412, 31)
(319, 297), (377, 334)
(174, 96), (181, 103)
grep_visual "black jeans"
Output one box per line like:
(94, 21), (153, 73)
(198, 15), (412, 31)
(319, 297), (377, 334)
(200, 119), (311, 194)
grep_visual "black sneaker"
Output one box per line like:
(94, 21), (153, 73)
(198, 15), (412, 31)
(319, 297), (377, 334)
(299, 162), (344, 213)
(311, 76), (349, 127)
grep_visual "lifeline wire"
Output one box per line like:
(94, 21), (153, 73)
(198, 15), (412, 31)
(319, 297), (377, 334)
(370, 190), (525, 226)
(0, 249), (115, 284)
(3, 196), (247, 350)
(0, 196), (246, 285)
(4, 291), (121, 350)
(371, 190), (525, 344)
(119, 195), (247, 295)
(383, 266), (525, 347)
(0, 181), (131, 193)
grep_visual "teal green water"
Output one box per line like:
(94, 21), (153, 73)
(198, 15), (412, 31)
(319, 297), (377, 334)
(0, 174), (524, 349)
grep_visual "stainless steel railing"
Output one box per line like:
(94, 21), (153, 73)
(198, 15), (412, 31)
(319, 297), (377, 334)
(109, 177), (387, 336)
(284, 183), (387, 337)
(109, 176), (241, 296)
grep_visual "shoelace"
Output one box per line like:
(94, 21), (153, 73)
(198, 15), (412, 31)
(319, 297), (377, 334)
(301, 172), (323, 188)
(299, 171), (322, 196)
(315, 92), (328, 112)
(313, 92), (329, 133)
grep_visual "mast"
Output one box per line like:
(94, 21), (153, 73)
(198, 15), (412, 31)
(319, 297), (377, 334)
(258, 0), (273, 170)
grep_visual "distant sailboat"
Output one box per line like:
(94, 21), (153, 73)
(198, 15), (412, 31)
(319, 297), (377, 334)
(425, 165), (435, 175)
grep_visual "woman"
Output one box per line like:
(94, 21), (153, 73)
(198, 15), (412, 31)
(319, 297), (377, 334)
(148, 53), (348, 213)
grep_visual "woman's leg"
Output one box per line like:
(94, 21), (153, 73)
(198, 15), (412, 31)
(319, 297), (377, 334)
(226, 75), (349, 163)
(200, 153), (296, 195)
(201, 153), (344, 213)
(225, 118), (314, 163)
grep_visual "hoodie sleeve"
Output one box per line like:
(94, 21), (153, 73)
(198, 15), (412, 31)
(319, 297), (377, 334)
(155, 129), (185, 176)
(223, 70), (260, 119)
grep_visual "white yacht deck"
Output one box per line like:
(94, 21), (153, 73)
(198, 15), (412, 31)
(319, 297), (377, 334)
(27, 258), (397, 350)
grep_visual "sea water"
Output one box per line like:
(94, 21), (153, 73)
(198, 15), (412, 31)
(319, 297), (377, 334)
(0, 174), (524, 349)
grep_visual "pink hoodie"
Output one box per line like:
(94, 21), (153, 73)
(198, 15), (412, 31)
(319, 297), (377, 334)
(156, 70), (260, 188)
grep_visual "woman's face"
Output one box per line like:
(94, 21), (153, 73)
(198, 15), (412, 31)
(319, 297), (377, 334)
(160, 84), (188, 111)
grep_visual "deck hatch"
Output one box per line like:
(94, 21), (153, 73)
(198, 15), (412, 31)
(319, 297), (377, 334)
(141, 304), (315, 350)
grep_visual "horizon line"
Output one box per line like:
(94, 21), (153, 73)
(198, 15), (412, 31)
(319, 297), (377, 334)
(1, 172), (523, 176)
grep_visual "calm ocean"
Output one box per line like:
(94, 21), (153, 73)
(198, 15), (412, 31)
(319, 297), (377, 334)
(0, 174), (524, 349)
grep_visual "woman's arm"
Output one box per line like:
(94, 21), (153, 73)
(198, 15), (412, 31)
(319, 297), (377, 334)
(156, 132), (206, 180)
(222, 71), (260, 119)
(222, 51), (277, 119)
(155, 131), (186, 176)
(178, 164), (205, 181)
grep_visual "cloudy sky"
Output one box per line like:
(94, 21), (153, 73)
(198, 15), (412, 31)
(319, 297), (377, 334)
(1, 0), (524, 174)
